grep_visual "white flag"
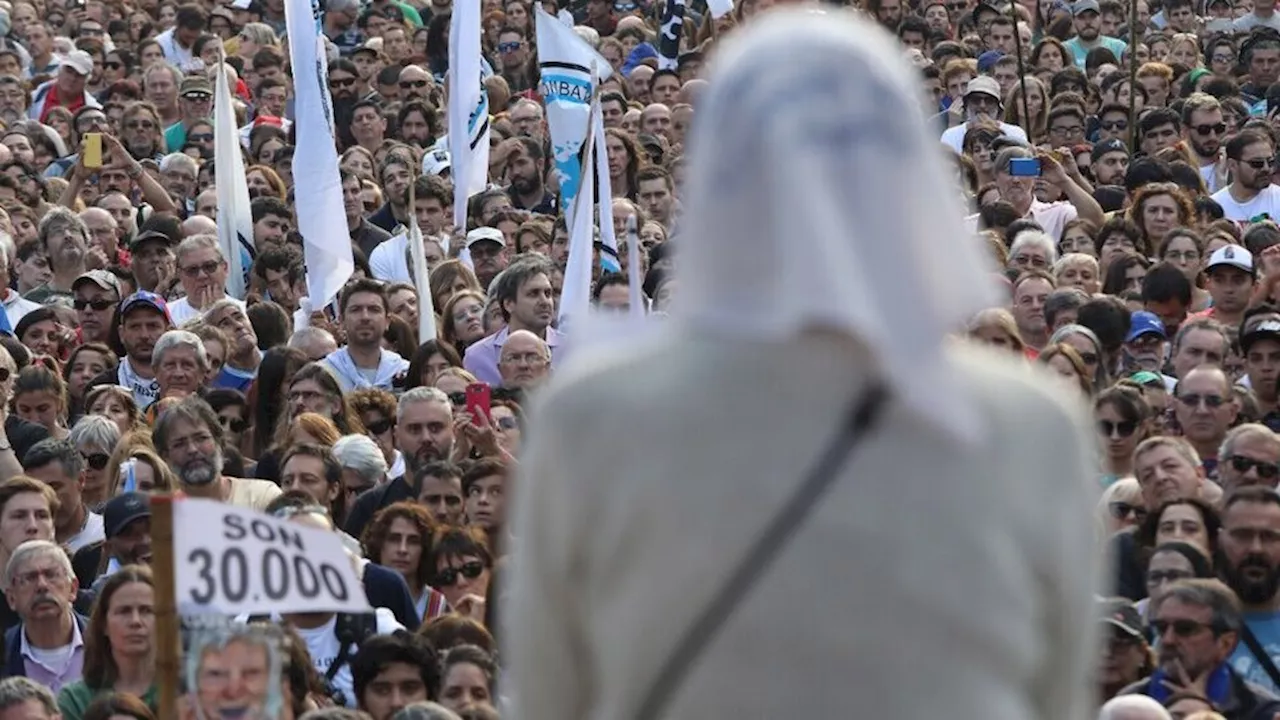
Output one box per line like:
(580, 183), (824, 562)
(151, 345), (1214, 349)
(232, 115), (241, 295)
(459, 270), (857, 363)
(448, 0), (490, 232)
(214, 60), (254, 299)
(286, 0), (353, 311)
(558, 91), (599, 328)
(536, 5), (611, 211)
(407, 192), (438, 343)
(593, 109), (618, 273)
(625, 215), (643, 319)
(706, 0), (734, 18)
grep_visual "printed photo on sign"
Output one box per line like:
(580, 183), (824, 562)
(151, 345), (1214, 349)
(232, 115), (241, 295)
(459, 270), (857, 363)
(185, 622), (286, 720)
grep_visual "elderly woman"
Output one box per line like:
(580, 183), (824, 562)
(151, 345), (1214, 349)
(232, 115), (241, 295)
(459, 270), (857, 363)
(69, 414), (122, 507)
(1053, 253), (1101, 295)
(1007, 230), (1059, 273)
(332, 434), (388, 502)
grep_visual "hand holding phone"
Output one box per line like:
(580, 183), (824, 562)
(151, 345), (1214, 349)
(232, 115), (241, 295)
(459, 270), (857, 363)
(465, 383), (491, 425)
(1007, 157), (1041, 177)
(82, 133), (102, 169)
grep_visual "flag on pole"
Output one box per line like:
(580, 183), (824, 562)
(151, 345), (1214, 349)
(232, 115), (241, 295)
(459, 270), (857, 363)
(625, 215), (644, 319)
(214, 57), (254, 299)
(558, 88), (600, 328)
(285, 0), (353, 312)
(407, 184), (439, 343)
(536, 5), (611, 212)
(706, 0), (734, 18)
(657, 0), (685, 71)
(593, 108), (619, 273)
(448, 0), (490, 233)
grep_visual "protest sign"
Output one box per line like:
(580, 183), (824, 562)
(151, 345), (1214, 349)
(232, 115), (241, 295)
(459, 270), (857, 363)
(172, 499), (371, 616)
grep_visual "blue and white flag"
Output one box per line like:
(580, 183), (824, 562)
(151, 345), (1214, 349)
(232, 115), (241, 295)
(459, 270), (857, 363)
(536, 5), (611, 212)
(286, 0), (353, 310)
(657, 0), (685, 71)
(448, 0), (490, 233)
(214, 57), (254, 300)
(407, 185), (438, 343)
(593, 108), (619, 273)
(558, 89), (600, 328)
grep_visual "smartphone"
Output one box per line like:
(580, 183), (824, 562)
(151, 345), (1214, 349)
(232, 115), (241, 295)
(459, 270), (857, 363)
(1008, 157), (1041, 177)
(82, 133), (102, 169)
(465, 383), (491, 425)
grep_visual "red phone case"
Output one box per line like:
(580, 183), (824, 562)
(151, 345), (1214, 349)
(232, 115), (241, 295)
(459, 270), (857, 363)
(465, 383), (491, 424)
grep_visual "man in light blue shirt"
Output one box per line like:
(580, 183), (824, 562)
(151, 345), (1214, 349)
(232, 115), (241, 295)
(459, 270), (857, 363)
(1064, 0), (1127, 67)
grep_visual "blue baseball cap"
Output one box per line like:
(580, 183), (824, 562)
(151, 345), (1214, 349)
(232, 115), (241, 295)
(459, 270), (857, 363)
(1125, 311), (1166, 343)
(119, 290), (172, 325)
(977, 50), (1005, 74)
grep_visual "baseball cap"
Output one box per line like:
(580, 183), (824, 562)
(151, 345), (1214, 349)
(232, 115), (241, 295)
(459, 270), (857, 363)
(965, 76), (1003, 102)
(1073, 0), (1101, 14)
(976, 50), (1004, 74)
(422, 147), (451, 176)
(1091, 138), (1128, 163)
(1125, 311), (1166, 343)
(1099, 598), (1144, 639)
(130, 228), (178, 252)
(973, 0), (1003, 18)
(72, 269), (122, 296)
(353, 39), (381, 57)
(104, 492), (150, 539)
(179, 75), (213, 97)
(119, 290), (172, 324)
(1243, 313), (1280, 352)
(62, 50), (93, 76)
(465, 227), (505, 249)
(1206, 244), (1255, 275)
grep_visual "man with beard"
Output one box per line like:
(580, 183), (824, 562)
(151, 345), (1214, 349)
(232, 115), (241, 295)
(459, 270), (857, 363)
(1091, 139), (1131, 187)
(503, 137), (555, 216)
(395, 100), (435, 149)
(328, 59), (362, 147)
(70, 492), (152, 595)
(1183, 93), (1230, 194)
(1224, 487), (1280, 694)
(153, 395), (281, 510)
(1064, 0), (1127, 66)
(24, 207), (88, 304)
(1242, 306), (1280, 433)
(343, 171), (391, 258)
(939, 76), (1028, 153)
(1213, 130), (1280, 222)
(86, 291), (171, 411)
(205, 299), (263, 393)
(464, 254), (559, 385)
(344, 387), (456, 539)
(368, 152), (414, 232)
(1122, 577), (1280, 718)
(322, 278), (409, 392)
(1122, 311), (1170, 377)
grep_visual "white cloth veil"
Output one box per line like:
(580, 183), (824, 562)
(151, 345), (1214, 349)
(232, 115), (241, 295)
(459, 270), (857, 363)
(672, 8), (997, 439)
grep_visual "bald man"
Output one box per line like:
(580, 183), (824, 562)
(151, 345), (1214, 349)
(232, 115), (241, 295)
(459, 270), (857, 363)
(1097, 696), (1171, 720)
(640, 103), (672, 141)
(79, 207), (119, 268)
(181, 214), (217, 237)
(497, 329), (550, 390)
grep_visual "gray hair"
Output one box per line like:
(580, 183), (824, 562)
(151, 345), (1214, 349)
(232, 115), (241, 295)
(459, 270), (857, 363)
(1043, 287), (1090, 329)
(6, 539), (71, 588)
(1009, 230), (1059, 267)
(188, 623), (284, 719)
(326, 0), (359, 12)
(1150, 578), (1243, 635)
(175, 233), (224, 264)
(143, 61), (183, 90)
(204, 298), (246, 324)
(1052, 252), (1098, 277)
(0, 677), (57, 714)
(68, 414), (121, 454)
(1048, 323), (1103, 354)
(1220, 424), (1280, 468)
(160, 151), (198, 176)
(392, 703), (463, 720)
(289, 326), (335, 350)
(240, 22), (276, 48)
(332, 434), (387, 485)
(1097, 695), (1171, 720)
(1172, 317), (1230, 357)
(37, 205), (88, 250)
(153, 330), (209, 372)
(397, 386), (450, 423)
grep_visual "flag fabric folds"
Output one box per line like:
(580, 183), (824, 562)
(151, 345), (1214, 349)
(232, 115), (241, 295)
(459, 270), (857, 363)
(558, 90), (600, 328)
(285, 0), (353, 312)
(407, 187), (439, 343)
(448, 0), (491, 233)
(593, 108), (619, 274)
(657, 0), (686, 71)
(214, 57), (254, 299)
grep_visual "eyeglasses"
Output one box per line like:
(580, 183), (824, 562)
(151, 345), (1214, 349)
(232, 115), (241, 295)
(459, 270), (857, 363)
(1100, 120), (1129, 130)
(188, 133), (214, 142)
(1098, 419), (1137, 438)
(500, 352), (547, 365)
(82, 452), (110, 470)
(1245, 157), (1276, 170)
(126, 120), (155, 130)
(12, 566), (67, 588)
(495, 416), (518, 430)
(1229, 454), (1280, 478)
(1177, 393), (1226, 409)
(181, 260), (222, 278)
(365, 417), (393, 435)
(1193, 122), (1228, 136)
(497, 41), (521, 53)
(399, 79), (428, 89)
(74, 297), (116, 311)
(433, 560), (485, 587)
(1049, 125), (1084, 136)
(1151, 618), (1217, 638)
(218, 416), (248, 433)
(1108, 501), (1147, 522)
(1212, 54), (1236, 63)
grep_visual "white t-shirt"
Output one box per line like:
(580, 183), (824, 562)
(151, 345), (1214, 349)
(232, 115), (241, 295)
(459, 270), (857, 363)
(939, 121), (1028, 153)
(369, 233), (411, 283)
(293, 608), (403, 708)
(3, 290), (40, 329)
(65, 511), (104, 554)
(1211, 184), (1280, 223)
(155, 28), (200, 71)
(167, 296), (246, 326)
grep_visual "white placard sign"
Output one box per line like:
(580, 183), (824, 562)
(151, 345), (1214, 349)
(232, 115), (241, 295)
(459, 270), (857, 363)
(173, 499), (371, 616)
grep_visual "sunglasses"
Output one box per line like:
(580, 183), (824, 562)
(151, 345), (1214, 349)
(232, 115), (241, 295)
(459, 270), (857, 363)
(1229, 454), (1280, 479)
(1151, 618), (1216, 638)
(74, 298), (116, 311)
(497, 41), (521, 53)
(1108, 501), (1147, 522)
(433, 560), (484, 587)
(1177, 393), (1226, 409)
(1098, 419), (1137, 438)
(82, 452), (110, 470)
(219, 416), (248, 433)
(365, 418), (394, 435)
(1193, 123), (1228, 136)
(1245, 157), (1276, 170)
(495, 416), (518, 430)
(330, 77), (357, 88)
(182, 261), (222, 278)
(1100, 120), (1128, 130)
(188, 133), (213, 142)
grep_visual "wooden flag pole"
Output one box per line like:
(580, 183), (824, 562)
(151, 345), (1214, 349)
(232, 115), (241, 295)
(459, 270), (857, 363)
(150, 494), (181, 720)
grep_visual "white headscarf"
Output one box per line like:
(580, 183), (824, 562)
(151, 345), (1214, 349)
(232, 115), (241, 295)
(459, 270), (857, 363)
(673, 8), (997, 439)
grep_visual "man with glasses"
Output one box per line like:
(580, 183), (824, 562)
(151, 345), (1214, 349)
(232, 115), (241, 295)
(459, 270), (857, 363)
(1097, 104), (1132, 145)
(71, 269), (120, 345)
(496, 330), (549, 391)
(163, 74), (213, 154)
(0, 540), (86, 691)
(166, 234), (243, 325)
(1219, 426), (1280, 493)
(1173, 366), (1239, 479)
(22, 439), (103, 554)
(396, 65), (433, 104)
(1217, 487), (1280, 696)
(1213, 129), (1280, 222)
(350, 389), (402, 480)
(1183, 93), (1230, 193)
(940, 76), (1027, 152)
(154, 395), (280, 509)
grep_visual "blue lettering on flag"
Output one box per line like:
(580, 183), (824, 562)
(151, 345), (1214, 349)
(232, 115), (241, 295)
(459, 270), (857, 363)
(541, 73), (593, 105)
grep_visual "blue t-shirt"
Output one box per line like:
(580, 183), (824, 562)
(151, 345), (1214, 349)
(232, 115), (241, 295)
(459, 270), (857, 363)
(212, 364), (256, 394)
(1230, 610), (1280, 692)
